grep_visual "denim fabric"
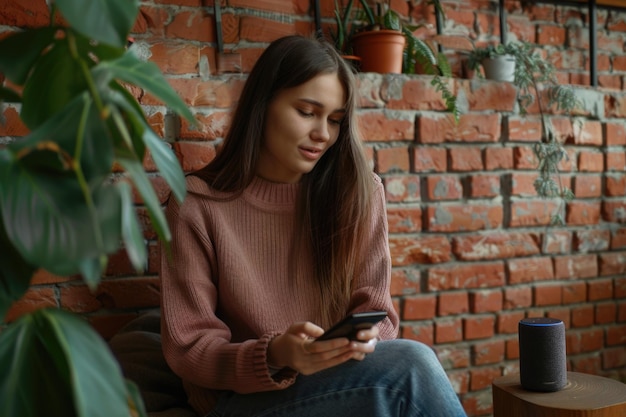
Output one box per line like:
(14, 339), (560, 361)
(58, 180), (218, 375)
(206, 339), (467, 417)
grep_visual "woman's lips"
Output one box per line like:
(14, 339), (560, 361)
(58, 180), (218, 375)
(299, 146), (323, 160)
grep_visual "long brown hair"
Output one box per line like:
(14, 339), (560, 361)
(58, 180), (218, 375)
(192, 35), (373, 326)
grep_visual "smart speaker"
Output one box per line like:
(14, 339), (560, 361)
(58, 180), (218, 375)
(518, 317), (567, 392)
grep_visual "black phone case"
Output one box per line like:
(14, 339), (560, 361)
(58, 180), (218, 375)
(316, 311), (387, 341)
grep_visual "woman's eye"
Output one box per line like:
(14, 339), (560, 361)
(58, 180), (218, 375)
(329, 118), (342, 126)
(297, 109), (314, 117)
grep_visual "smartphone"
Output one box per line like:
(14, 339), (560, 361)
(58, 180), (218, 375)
(316, 311), (387, 341)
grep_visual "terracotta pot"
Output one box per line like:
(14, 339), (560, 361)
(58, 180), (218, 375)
(351, 29), (405, 74)
(482, 55), (516, 82)
(342, 55), (361, 73)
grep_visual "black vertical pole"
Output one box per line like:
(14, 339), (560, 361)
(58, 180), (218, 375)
(314, 0), (322, 36)
(500, 0), (507, 45)
(589, 0), (598, 87)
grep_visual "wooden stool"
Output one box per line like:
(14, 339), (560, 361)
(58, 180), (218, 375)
(492, 372), (626, 417)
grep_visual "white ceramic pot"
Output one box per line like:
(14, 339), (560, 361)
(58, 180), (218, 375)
(482, 54), (516, 82)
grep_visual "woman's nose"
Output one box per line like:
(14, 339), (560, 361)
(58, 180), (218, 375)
(312, 119), (330, 142)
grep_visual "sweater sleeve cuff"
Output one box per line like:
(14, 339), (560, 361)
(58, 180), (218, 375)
(254, 332), (298, 387)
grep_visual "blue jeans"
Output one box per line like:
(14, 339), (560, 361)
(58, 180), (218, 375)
(206, 339), (467, 417)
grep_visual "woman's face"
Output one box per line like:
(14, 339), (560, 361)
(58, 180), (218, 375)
(257, 72), (346, 184)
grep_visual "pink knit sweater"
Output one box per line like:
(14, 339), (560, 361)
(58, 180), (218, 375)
(160, 174), (399, 415)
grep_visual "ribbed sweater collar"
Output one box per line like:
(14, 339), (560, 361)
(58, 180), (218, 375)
(242, 176), (300, 209)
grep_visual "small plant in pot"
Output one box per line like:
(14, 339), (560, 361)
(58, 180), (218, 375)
(467, 42), (520, 82)
(469, 41), (581, 225)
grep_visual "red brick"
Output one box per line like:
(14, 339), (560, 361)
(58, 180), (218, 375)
(148, 42), (201, 75)
(506, 337), (520, 360)
(469, 174), (501, 198)
(435, 318), (464, 344)
(503, 287), (532, 309)
(562, 281), (587, 304)
(4, 288), (58, 323)
(426, 203), (503, 232)
(611, 227), (626, 249)
(544, 230), (573, 254)
(428, 262), (505, 291)
(449, 147), (484, 171)
(606, 174), (626, 196)
(0, 0), (50, 27)
(390, 269), (421, 296)
(573, 120), (603, 146)
(607, 324), (626, 346)
(507, 256), (554, 284)
(537, 24), (567, 45)
(417, 114), (501, 144)
(573, 175), (602, 198)
(554, 254), (598, 280)
(434, 346), (470, 369)
(358, 112), (414, 141)
(464, 315), (495, 340)
(603, 200), (626, 223)
(466, 80), (517, 112)
(470, 367), (502, 391)
(509, 200), (559, 227)
(596, 302), (617, 324)
(472, 339), (505, 365)
(574, 229), (611, 252)
(239, 15), (295, 42)
(534, 284), (563, 306)
(579, 151), (605, 172)
(0, 106), (29, 136)
(588, 279), (614, 301)
(385, 77), (452, 111)
(572, 305), (594, 328)
(403, 295), (437, 320)
(510, 172), (538, 196)
(470, 289), (502, 313)
(484, 147), (514, 170)
(383, 175), (421, 202)
(453, 232), (540, 261)
(174, 141), (217, 172)
(606, 150), (626, 171)
(438, 292), (469, 316)
(401, 323), (434, 345)
(599, 252), (626, 276)
(425, 175), (463, 200)
(389, 235), (451, 266)
(507, 117), (543, 142)
(603, 347), (626, 369)
(412, 146), (447, 172)
(566, 201), (602, 225)
(513, 146), (537, 169)
(605, 122), (626, 146)
(376, 146), (409, 173)
(497, 311), (526, 334)
(386, 206), (422, 233)
(165, 10), (214, 42)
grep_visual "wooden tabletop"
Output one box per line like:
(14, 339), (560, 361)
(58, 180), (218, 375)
(493, 372), (626, 417)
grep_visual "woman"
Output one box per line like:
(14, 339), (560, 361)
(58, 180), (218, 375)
(160, 35), (466, 417)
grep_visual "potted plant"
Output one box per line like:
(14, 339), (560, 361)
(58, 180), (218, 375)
(470, 41), (580, 224)
(334, 0), (458, 121)
(0, 0), (194, 416)
(467, 43), (519, 82)
(330, 0), (362, 70)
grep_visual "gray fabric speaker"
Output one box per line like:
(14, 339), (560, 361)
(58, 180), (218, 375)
(518, 317), (567, 392)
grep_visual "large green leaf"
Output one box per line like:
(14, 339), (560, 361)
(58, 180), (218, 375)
(142, 125), (186, 203)
(93, 51), (195, 124)
(118, 181), (147, 273)
(118, 157), (172, 243)
(0, 192), (36, 319)
(21, 38), (89, 130)
(0, 308), (146, 417)
(54, 0), (139, 48)
(0, 27), (56, 85)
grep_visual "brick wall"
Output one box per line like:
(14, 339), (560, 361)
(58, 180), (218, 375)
(2, 1), (626, 416)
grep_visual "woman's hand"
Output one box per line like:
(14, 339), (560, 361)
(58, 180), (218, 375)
(267, 322), (380, 375)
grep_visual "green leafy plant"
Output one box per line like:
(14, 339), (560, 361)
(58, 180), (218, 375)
(352, 0), (459, 121)
(469, 41), (581, 225)
(0, 0), (194, 416)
